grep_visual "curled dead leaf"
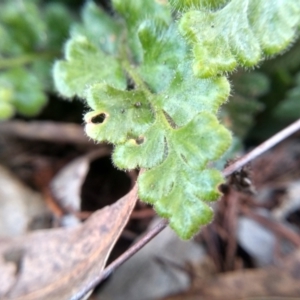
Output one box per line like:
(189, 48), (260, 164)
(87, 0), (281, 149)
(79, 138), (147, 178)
(0, 184), (138, 300)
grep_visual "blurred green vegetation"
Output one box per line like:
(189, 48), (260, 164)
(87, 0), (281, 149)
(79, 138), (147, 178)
(0, 0), (74, 119)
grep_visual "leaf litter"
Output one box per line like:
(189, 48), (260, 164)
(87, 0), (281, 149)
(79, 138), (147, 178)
(0, 184), (138, 300)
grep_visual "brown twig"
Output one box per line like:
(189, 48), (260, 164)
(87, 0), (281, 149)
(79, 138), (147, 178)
(130, 208), (156, 219)
(71, 219), (169, 300)
(202, 225), (223, 271)
(222, 119), (300, 177)
(76, 118), (300, 298)
(224, 191), (239, 270)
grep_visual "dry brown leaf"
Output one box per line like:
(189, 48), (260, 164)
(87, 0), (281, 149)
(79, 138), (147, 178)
(0, 184), (137, 300)
(99, 220), (206, 300)
(163, 250), (300, 300)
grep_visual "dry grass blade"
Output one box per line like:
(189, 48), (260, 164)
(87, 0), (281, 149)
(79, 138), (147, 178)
(0, 184), (138, 300)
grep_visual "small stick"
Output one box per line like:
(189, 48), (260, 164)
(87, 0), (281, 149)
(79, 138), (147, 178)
(71, 219), (168, 300)
(222, 119), (300, 177)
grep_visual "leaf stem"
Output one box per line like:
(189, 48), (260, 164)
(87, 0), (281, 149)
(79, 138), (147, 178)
(97, 219), (168, 280)
(0, 51), (57, 70)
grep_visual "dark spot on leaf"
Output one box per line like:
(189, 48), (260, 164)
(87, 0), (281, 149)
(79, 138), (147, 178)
(163, 137), (169, 159)
(181, 154), (188, 163)
(135, 136), (144, 145)
(91, 113), (106, 124)
(167, 181), (174, 194)
(127, 77), (135, 90)
(163, 110), (178, 129)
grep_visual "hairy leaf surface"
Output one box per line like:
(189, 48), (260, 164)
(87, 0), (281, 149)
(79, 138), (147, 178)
(169, 0), (229, 11)
(71, 1), (122, 55)
(138, 21), (187, 92)
(53, 36), (126, 98)
(85, 84), (154, 143)
(178, 0), (300, 77)
(53, 0), (299, 239)
(70, 11), (232, 238)
(112, 0), (171, 62)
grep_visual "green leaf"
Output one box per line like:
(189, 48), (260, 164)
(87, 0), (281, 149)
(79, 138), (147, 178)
(114, 111), (231, 239)
(248, 0), (300, 55)
(171, 112), (232, 169)
(273, 72), (300, 121)
(31, 59), (53, 91)
(44, 2), (73, 48)
(112, 103), (231, 240)
(53, 36), (127, 98)
(155, 64), (230, 126)
(0, 0), (75, 119)
(138, 151), (225, 239)
(0, 86), (14, 120)
(0, 68), (47, 117)
(138, 21), (187, 92)
(54, 0), (300, 240)
(71, 1), (122, 55)
(113, 122), (165, 169)
(83, 74), (231, 240)
(112, 0), (171, 62)
(137, 15), (231, 127)
(0, 1), (46, 55)
(76, 11), (232, 239)
(85, 84), (155, 144)
(179, 0), (300, 77)
(0, 101), (14, 120)
(169, 0), (229, 11)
